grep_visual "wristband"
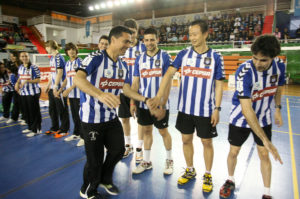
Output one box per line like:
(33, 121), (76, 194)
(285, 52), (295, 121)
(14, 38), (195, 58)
(275, 105), (282, 109)
(144, 97), (149, 103)
(214, 107), (221, 111)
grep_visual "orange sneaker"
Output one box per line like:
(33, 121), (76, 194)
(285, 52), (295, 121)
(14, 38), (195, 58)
(45, 130), (57, 135)
(54, 132), (69, 138)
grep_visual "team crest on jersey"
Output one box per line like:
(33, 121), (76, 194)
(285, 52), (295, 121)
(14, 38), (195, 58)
(135, 51), (140, 57)
(118, 69), (124, 78)
(270, 74), (278, 85)
(204, 57), (211, 66)
(253, 81), (263, 90)
(104, 69), (113, 78)
(155, 60), (161, 68)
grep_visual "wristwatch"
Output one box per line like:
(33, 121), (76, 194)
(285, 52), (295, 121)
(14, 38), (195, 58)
(144, 97), (149, 103)
(275, 105), (282, 110)
(214, 107), (221, 111)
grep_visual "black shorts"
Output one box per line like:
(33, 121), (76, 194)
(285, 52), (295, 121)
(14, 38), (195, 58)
(228, 124), (272, 147)
(175, 112), (217, 139)
(118, 93), (132, 118)
(137, 108), (169, 129)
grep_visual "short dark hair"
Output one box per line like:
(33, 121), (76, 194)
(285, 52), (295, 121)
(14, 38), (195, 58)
(124, 19), (138, 30)
(99, 35), (109, 43)
(64, 42), (78, 56)
(190, 19), (208, 33)
(19, 51), (32, 69)
(108, 26), (132, 43)
(45, 40), (59, 50)
(251, 35), (281, 58)
(144, 27), (158, 38)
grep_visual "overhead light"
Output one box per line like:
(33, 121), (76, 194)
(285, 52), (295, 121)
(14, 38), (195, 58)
(100, 2), (106, 8)
(128, 0), (134, 3)
(107, 1), (113, 8)
(89, 6), (94, 11)
(121, 0), (127, 5)
(115, 0), (120, 6)
(95, 4), (100, 9)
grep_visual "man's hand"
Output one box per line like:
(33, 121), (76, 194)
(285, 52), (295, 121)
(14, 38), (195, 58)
(211, 110), (220, 127)
(152, 106), (166, 121)
(97, 93), (120, 109)
(130, 104), (137, 119)
(20, 80), (27, 89)
(53, 88), (60, 98)
(274, 109), (283, 127)
(262, 140), (283, 164)
(45, 85), (50, 93)
(62, 88), (71, 98)
(147, 96), (161, 110)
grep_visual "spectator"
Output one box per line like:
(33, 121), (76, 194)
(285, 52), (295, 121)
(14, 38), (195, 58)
(295, 25), (300, 38)
(281, 27), (289, 40)
(274, 27), (281, 40)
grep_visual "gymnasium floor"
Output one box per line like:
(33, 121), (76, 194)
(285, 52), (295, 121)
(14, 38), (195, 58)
(0, 85), (299, 199)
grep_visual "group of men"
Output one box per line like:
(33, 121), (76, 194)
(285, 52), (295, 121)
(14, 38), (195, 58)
(72, 18), (285, 199)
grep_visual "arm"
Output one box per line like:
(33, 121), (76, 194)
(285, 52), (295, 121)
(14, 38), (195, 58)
(129, 76), (140, 118)
(45, 74), (52, 93)
(240, 98), (283, 164)
(74, 70), (120, 108)
(274, 86), (283, 127)
(211, 80), (223, 127)
(53, 68), (63, 97)
(20, 78), (40, 88)
(123, 82), (146, 102)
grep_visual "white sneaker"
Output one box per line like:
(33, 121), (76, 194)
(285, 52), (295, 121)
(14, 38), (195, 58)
(76, 139), (85, 147)
(135, 149), (143, 164)
(20, 121), (27, 125)
(18, 118), (25, 122)
(26, 132), (36, 137)
(132, 161), (152, 174)
(163, 159), (174, 175)
(22, 129), (31, 134)
(0, 116), (8, 121)
(64, 135), (80, 142)
(6, 119), (16, 124)
(37, 130), (42, 134)
(123, 144), (133, 158)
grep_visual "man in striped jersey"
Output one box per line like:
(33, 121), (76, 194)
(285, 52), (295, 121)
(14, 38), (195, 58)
(74, 26), (153, 199)
(119, 19), (146, 161)
(148, 19), (225, 192)
(219, 35), (284, 199)
(98, 35), (109, 51)
(130, 27), (174, 175)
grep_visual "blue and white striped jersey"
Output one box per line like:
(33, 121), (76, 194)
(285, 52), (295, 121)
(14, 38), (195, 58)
(173, 47), (225, 117)
(229, 58), (286, 128)
(0, 73), (14, 92)
(134, 49), (172, 110)
(78, 50), (130, 124)
(18, 64), (41, 96)
(50, 54), (66, 89)
(9, 73), (18, 88)
(65, 57), (81, 99)
(122, 41), (146, 85)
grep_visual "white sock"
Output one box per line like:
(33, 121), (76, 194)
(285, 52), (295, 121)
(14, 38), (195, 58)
(137, 139), (143, 149)
(264, 187), (270, 196)
(228, 176), (235, 182)
(205, 170), (211, 174)
(166, 150), (172, 160)
(125, 136), (131, 145)
(144, 150), (151, 162)
(187, 166), (194, 171)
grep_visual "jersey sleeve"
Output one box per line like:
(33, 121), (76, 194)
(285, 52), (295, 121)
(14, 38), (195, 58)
(123, 63), (130, 84)
(235, 64), (253, 99)
(75, 58), (82, 70)
(32, 65), (41, 79)
(214, 52), (225, 80)
(56, 55), (65, 69)
(133, 55), (141, 77)
(162, 52), (173, 74)
(278, 61), (286, 86)
(172, 50), (187, 70)
(79, 55), (103, 76)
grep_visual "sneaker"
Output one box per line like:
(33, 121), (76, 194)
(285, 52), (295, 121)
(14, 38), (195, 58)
(64, 135), (80, 142)
(132, 161), (152, 174)
(20, 121), (27, 125)
(37, 130), (42, 134)
(262, 195), (272, 199)
(100, 183), (119, 195)
(26, 132), (36, 137)
(18, 118), (25, 122)
(123, 144), (133, 158)
(177, 168), (197, 185)
(6, 119), (16, 124)
(220, 180), (235, 198)
(54, 132), (69, 138)
(202, 173), (213, 192)
(22, 129), (31, 134)
(79, 185), (88, 199)
(87, 193), (104, 199)
(135, 149), (143, 163)
(77, 139), (85, 147)
(45, 130), (57, 135)
(164, 159), (174, 175)
(0, 116), (8, 121)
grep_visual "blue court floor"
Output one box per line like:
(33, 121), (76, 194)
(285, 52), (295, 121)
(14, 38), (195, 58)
(0, 86), (300, 199)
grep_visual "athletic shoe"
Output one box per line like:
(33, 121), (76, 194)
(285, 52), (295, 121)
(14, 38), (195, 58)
(220, 180), (235, 198)
(87, 193), (104, 199)
(0, 116), (8, 121)
(20, 121), (27, 125)
(100, 183), (120, 195)
(22, 129), (31, 134)
(202, 173), (213, 192)
(77, 139), (85, 147)
(135, 148), (143, 163)
(132, 161), (152, 174)
(26, 132), (36, 137)
(177, 168), (197, 185)
(64, 135), (80, 142)
(123, 144), (133, 158)
(79, 184), (88, 199)
(37, 130), (42, 134)
(45, 130), (57, 135)
(262, 195), (272, 199)
(6, 119), (16, 124)
(54, 132), (69, 138)
(163, 159), (174, 175)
